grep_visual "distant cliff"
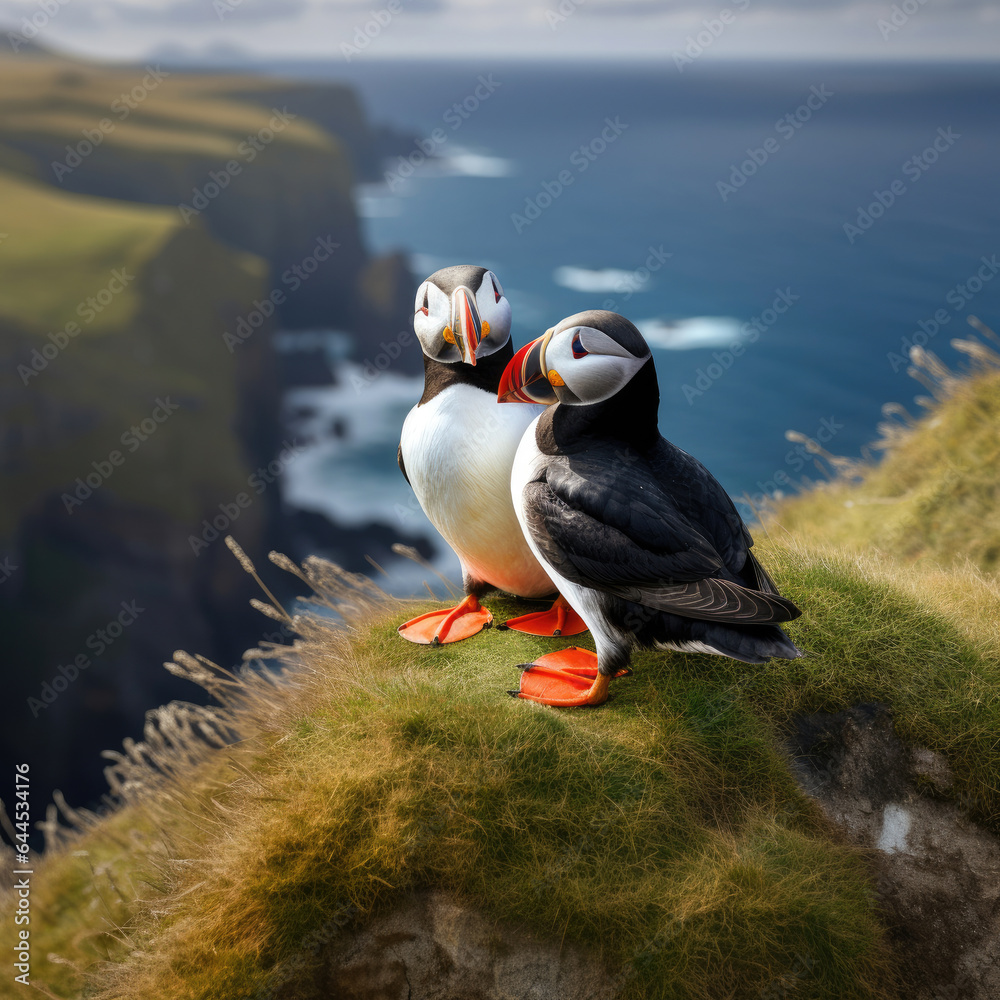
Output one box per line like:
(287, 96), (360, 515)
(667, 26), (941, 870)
(0, 54), (415, 338)
(0, 49), (417, 811)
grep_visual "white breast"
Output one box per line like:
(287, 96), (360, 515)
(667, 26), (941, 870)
(400, 384), (554, 598)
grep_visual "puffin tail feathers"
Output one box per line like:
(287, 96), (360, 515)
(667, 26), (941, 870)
(667, 621), (805, 664)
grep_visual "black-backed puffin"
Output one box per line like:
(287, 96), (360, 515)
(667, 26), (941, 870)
(397, 265), (586, 644)
(497, 309), (803, 705)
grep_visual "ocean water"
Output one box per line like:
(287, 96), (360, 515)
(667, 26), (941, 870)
(267, 59), (1000, 589)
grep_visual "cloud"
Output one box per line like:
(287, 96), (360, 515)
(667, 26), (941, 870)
(0, 0), (306, 27)
(576, 0), (994, 12)
(0, 0), (450, 29)
(0, 0), (995, 61)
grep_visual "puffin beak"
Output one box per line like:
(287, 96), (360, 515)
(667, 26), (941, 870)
(498, 330), (559, 405)
(451, 286), (482, 366)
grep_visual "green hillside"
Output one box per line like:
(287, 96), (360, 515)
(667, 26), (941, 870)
(0, 168), (268, 534)
(6, 486), (1000, 998)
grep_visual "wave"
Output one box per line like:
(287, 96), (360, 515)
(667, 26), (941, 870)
(552, 265), (649, 294)
(636, 316), (743, 350)
(441, 151), (515, 177)
(280, 360), (462, 594)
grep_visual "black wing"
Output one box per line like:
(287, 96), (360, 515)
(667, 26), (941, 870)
(522, 446), (799, 624)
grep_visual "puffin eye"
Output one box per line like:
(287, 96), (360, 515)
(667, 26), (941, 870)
(571, 332), (588, 359)
(491, 275), (502, 303)
(418, 287), (429, 316)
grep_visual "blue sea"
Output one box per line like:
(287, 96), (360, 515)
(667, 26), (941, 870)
(269, 59), (1000, 590)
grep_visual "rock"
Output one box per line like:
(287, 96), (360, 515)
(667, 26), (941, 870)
(271, 891), (618, 1000)
(787, 703), (1000, 1000)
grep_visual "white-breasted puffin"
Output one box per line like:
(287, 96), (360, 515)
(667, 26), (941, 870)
(497, 309), (803, 706)
(397, 265), (587, 644)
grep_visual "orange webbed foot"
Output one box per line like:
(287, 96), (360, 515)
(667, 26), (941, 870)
(502, 594), (588, 637)
(508, 647), (629, 707)
(398, 594), (493, 645)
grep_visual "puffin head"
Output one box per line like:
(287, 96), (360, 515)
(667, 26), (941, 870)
(498, 310), (651, 405)
(414, 265), (512, 367)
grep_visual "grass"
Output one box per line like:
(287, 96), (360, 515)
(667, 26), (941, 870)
(769, 329), (1000, 573)
(5, 339), (1000, 1000)
(0, 170), (174, 334)
(7, 530), (1000, 1000)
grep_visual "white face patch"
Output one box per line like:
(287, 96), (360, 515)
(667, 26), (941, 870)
(543, 326), (648, 404)
(413, 270), (512, 365)
(473, 270), (512, 360)
(414, 280), (462, 363)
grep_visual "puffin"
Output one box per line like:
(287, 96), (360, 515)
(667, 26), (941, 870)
(397, 265), (587, 644)
(497, 309), (803, 706)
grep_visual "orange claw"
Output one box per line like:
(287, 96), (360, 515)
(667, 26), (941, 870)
(503, 594), (588, 637)
(509, 647), (629, 707)
(398, 594), (493, 645)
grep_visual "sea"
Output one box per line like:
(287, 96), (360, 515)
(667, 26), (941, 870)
(262, 58), (1000, 593)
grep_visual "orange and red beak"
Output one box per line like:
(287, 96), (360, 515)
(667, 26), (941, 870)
(451, 286), (482, 366)
(498, 330), (559, 404)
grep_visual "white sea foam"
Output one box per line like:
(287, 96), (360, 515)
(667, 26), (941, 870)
(637, 316), (743, 350)
(552, 265), (649, 294)
(441, 151), (515, 177)
(280, 362), (463, 595)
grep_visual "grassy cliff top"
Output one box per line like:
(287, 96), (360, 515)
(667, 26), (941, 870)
(9, 522), (1000, 999)
(0, 56), (342, 161)
(0, 163), (269, 533)
(0, 170), (175, 334)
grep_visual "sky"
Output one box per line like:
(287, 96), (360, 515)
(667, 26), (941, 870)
(1, 0), (998, 64)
